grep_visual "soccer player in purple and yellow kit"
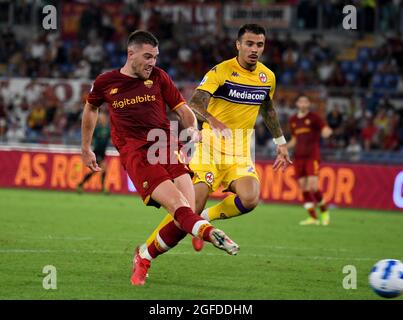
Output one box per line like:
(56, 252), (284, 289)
(287, 94), (332, 226)
(81, 30), (239, 286)
(140, 24), (292, 255)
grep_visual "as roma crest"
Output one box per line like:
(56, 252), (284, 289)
(144, 80), (153, 88)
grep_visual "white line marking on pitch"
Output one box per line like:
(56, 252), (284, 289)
(0, 248), (378, 261)
(2, 236), (352, 252)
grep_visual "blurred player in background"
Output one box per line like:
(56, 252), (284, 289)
(81, 30), (239, 286)
(140, 24), (292, 253)
(77, 112), (110, 194)
(287, 94), (333, 226)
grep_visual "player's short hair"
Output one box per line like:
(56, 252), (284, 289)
(127, 30), (159, 48)
(295, 94), (310, 103)
(237, 24), (266, 40)
(295, 93), (310, 100)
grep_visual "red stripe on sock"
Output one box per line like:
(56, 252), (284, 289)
(147, 241), (161, 259)
(201, 225), (214, 242)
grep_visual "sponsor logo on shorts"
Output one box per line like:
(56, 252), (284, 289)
(205, 172), (214, 184)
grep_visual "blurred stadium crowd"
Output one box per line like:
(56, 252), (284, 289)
(0, 0), (402, 163)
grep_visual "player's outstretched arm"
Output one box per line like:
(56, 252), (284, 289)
(81, 102), (101, 172)
(189, 90), (231, 138)
(260, 99), (292, 171)
(174, 104), (201, 143)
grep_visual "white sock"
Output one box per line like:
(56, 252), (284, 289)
(139, 243), (153, 261)
(191, 219), (211, 238)
(200, 208), (210, 221)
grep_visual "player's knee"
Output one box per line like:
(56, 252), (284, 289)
(237, 193), (259, 212)
(166, 194), (190, 213)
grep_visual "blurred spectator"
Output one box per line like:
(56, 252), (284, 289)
(345, 136), (362, 162)
(373, 108), (389, 133)
(327, 65), (346, 87)
(282, 46), (298, 70)
(79, 4), (103, 42)
(0, 1), (401, 159)
(25, 80), (42, 105)
(361, 118), (378, 150)
(73, 60), (91, 79)
(26, 102), (46, 140)
(318, 59), (334, 84)
(83, 39), (104, 79)
(0, 96), (6, 139)
(6, 123), (25, 143)
(327, 103), (344, 129)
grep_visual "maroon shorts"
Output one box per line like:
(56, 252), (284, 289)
(294, 158), (320, 180)
(119, 144), (193, 208)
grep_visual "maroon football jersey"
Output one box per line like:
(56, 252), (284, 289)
(87, 67), (185, 151)
(289, 111), (325, 159)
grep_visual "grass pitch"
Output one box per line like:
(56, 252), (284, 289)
(0, 188), (402, 300)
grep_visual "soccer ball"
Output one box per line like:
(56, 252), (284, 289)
(369, 259), (403, 298)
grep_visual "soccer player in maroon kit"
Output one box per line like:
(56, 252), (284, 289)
(81, 31), (239, 286)
(287, 95), (333, 226)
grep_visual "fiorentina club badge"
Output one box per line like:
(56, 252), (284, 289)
(205, 172), (214, 185)
(144, 80), (153, 88)
(259, 72), (267, 83)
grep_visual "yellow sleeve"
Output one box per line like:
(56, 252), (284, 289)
(196, 65), (224, 95)
(269, 71), (276, 100)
